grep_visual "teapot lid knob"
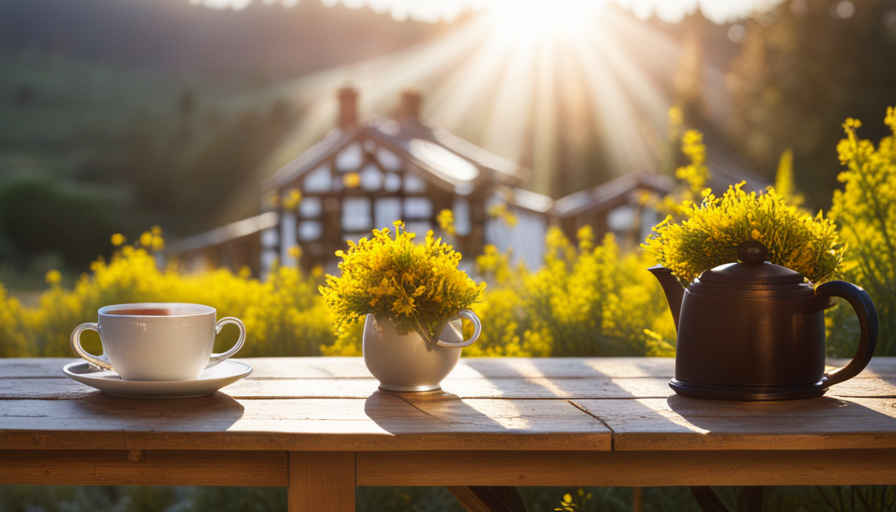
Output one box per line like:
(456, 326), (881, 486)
(738, 240), (768, 265)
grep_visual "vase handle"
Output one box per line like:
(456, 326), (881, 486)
(436, 310), (482, 349)
(816, 281), (878, 387)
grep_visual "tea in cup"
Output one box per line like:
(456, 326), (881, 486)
(70, 303), (246, 381)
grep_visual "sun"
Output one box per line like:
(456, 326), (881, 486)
(488, 0), (605, 38)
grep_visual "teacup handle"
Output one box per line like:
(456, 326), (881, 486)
(70, 323), (114, 371)
(817, 281), (878, 387)
(436, 310), (482, 349)
(207, 317), (247, 369)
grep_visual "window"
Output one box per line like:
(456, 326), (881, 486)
(304, 165), (331, 192)
(453, 197), (471, 236)
(404, 197), (432, 219)
(384, 173), (401, 192)
(335, 142), (363, 172)
(406, 221), (432, 235)
(376, 147), (402, 171)
(359, 164), (383, 191)
(607, 205), (636, 232)
(298, 221), (322, 240)
(299, 197), (322, 218)
(342, 198), (372, 231)
(261, 228), (279, 248)
(375, 198), (402, 229)
(404, 173), (426, 193)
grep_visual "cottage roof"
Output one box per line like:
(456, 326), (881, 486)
(167, 212), (279, 254)
(263, 89), (528, 193)
(554, 172), (674, 218)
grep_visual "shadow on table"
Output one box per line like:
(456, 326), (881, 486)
(455, 358), (896, 445)
(364, 388), (514, 435)
(461, 357), (672, 399)
(73, 391), (246, 432)
(665, 392), (896, 438)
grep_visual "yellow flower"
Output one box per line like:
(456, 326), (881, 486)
(139, 231), (153, 247)
(111, 233), (126, 246)
(751, 229), (761, 240)
(437, 209), (456, 235)
(320, 219), (484, 343)
(392, 296), (415, 316)
(288, 245), (303, 259)
(343, 172), (360, 189)
(44, 270), (61, 286)
(282, 189), (302, 210)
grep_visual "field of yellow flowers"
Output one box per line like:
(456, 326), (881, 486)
(0, 223), (674, 358)
(1, 106), (895, 359)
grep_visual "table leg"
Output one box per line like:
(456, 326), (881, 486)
(447, 486), (528, 512)
(288, 451), (356, 512)
(690, 487), (767, 512)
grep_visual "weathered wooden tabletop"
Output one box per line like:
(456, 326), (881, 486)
(2, 357), (896, 511)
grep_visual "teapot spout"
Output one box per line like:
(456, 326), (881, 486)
(648, 265), (683, 332)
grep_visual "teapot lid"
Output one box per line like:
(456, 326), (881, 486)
(698, 241), (805, 285)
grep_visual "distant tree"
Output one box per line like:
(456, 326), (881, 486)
(205, 107), (222, 129)
(674, 30), (707, 127)
(14, 84), (33, 106)
(176, 87), (197, 143)
(178, 87), (197, 118)
(726, 0), (896, 208)
(169, 108), (295, 231)
(0, 177), (128, 269)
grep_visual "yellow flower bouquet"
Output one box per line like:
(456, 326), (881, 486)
(643, 183), (844, 285)
(319, 221), (486, 345)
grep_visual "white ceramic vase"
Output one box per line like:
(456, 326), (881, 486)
(362, 310), (482, 392)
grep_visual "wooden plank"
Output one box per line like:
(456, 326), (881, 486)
(575, 396), (896, 451)
(829, 377), (896, 397)
(357, 449), (896, 487)
(0, 358), (77, 378)
(1, 357), (679, 380)
(6, 374), (896, 401)
(0, 449), (286, 486)
(288, 451), (355, 512)
(0, 376), (673, 400)
(0, 393), (609, 451)
(6, 357), (895, 380)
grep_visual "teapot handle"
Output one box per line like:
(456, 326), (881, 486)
(816, 281), (878, 387)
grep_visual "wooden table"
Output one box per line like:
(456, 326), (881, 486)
(2, 357), (896, 511)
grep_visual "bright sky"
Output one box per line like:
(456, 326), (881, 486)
(194, 0), (783, 24)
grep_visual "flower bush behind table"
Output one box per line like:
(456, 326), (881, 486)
(829, 110), (896, 355)
(0, 235), (332, 357)
(2, 106), (896, 358)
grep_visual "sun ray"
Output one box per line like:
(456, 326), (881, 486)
(243, 2), (704, 197)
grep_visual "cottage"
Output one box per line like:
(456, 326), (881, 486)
(554, 140), (770, 249)
(554, 172), (674, 249)
(169, 87), (554, 277)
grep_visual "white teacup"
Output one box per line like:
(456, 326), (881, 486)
(70, 303), (246, 381)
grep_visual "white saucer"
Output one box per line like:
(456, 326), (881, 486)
(63, 360), (252, 398)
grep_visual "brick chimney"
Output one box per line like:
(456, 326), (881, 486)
(399, 88), (422, 122)
(337, 86), (358, 129)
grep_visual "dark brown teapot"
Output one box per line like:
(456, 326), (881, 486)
(649, 240), (878, 400)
